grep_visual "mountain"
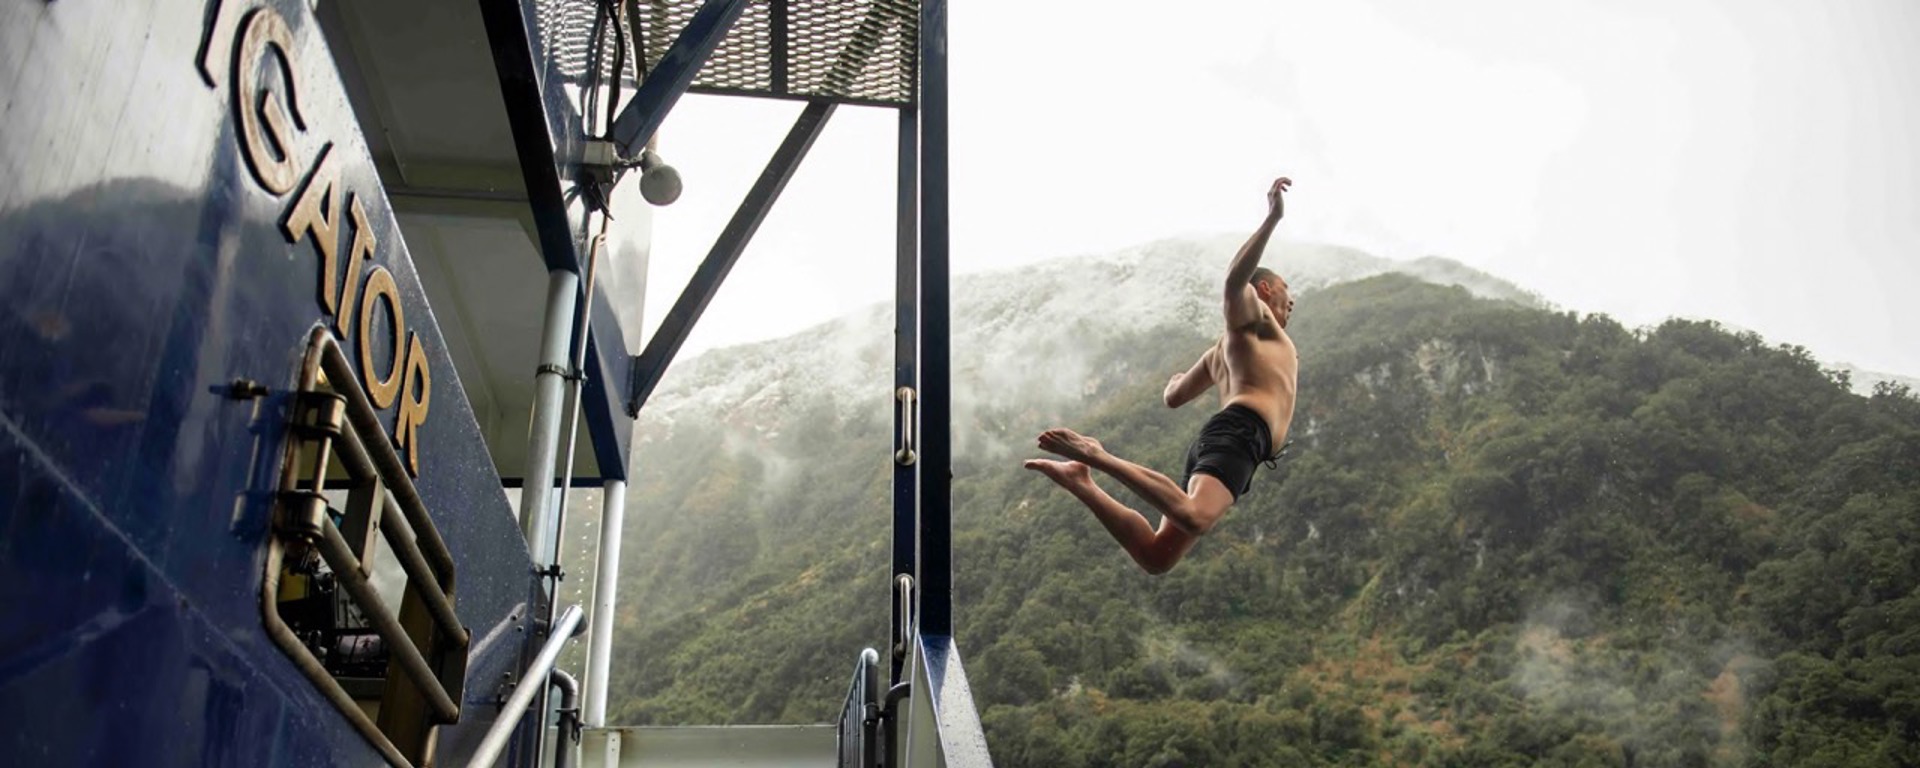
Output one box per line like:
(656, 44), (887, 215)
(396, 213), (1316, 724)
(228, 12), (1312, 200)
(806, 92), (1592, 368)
(1825, 363), (1920, 400)
(588, 237), (1920, 766)
(1666, 316), (1920, 399)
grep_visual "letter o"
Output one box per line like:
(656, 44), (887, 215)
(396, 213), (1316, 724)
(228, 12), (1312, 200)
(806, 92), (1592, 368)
(357, 267), (405, 409)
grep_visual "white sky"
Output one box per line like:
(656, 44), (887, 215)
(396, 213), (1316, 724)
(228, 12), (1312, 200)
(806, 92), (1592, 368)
(638, 0), (1920, 376)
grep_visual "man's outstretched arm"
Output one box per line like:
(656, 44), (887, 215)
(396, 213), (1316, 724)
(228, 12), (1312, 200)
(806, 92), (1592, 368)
(1224, 177), (1291, 329)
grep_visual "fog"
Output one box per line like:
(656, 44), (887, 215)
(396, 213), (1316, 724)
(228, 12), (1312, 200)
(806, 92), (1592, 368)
(640, 0), (1920, 378)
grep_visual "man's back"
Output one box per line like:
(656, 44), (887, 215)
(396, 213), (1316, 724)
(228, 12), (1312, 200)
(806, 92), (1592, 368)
(1211, 304), (1298, 450)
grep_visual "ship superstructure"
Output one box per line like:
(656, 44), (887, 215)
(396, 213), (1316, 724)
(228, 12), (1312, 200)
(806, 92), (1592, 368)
(0, 0), (985, 765)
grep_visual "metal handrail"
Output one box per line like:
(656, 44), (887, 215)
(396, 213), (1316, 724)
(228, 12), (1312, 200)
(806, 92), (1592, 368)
(291, 329), (464, 633)
(892, 574), (914, 667)
(467, 604), (585, 768)
(894, 387), (917, 465)
(313, 332), (459, 582)
(261, 327), (472, 766)
(262, 538), (414, 767)
(323, 400), (466, 643)
(837, 648), (882, 768)
(310, 519), (460, 721)
(275, 330), (468, 719)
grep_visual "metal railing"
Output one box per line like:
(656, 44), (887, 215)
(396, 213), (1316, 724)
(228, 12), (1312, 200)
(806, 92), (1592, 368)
(262, 328), (472, 765)
(837, 648), (883, 767)
(467, 604), (586, 768)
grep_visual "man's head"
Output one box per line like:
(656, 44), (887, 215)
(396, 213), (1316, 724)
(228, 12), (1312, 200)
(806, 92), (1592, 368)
(1250, 267), (1294, 328)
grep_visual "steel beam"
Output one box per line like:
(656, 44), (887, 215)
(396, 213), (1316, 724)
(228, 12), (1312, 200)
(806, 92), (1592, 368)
(891, 106), (919, 682)
(610, 0), (750, 158)
(770, 0), (790, 94)
(916, 0), (952, 637)
(477, 0), (587, 274)
(627, 99), (838, 415)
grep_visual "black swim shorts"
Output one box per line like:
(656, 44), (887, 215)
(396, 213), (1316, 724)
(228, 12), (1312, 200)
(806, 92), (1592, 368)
(1182, 404), (1275, 500)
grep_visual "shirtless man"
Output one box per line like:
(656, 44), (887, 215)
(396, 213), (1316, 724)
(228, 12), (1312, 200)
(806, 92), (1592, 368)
(1026, 177), (1298, 575)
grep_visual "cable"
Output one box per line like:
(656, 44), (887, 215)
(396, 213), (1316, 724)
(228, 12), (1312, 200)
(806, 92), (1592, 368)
(601, 0), (628, 137)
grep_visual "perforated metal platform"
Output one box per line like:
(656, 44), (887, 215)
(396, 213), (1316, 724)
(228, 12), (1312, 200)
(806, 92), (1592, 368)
(536, 0), (919, 106)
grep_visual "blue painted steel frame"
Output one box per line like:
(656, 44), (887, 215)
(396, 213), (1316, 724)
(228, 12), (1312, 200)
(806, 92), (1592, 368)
(478, 0), (594, 276)
(891, 106), (920, 683)
(584, 283), (635, 477)
(917, 635), (993, 765)
(916, 0), (954, 638)
(478, 0), (641, 488)
(626, 100), (838, 415)
(609, 0), (752, 158)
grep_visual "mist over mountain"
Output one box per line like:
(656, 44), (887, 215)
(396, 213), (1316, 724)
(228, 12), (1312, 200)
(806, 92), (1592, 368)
(645, 237), (1909, 436)
(596, 236), (1920, 766)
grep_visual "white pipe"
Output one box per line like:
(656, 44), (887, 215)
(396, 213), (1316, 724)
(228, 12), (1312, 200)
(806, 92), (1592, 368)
(519, 270), (580, 556)
(549, 669), (582, 768)
(584, 477), (627, 726)
(548, 224), (608, 619)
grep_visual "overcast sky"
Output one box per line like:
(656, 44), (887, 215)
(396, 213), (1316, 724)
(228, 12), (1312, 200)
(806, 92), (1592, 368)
(636, 0), (1920, 377)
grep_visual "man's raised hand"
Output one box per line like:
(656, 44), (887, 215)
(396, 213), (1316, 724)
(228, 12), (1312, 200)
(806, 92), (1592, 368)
(1267, 177), (1293, 220)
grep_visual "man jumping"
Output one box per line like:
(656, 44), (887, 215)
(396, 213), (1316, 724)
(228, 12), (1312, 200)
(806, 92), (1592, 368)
(1025, 177), (1298, 575)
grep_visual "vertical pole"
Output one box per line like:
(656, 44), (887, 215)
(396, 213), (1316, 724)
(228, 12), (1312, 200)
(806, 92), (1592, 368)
(917, 0), (952, 638)
(584, 477), (628, 726)
(521, 271), (580, 563)
(518, 269), (577, 768)
(891, 105), (919, 681)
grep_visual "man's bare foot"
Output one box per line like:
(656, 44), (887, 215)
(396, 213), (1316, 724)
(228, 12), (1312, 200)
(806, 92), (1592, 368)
(1036, 428), (1106, 464)
(1023, 459), (1093, 491)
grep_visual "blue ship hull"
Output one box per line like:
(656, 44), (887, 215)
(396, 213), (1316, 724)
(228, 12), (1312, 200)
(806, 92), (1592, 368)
(1, 1), (538, 764)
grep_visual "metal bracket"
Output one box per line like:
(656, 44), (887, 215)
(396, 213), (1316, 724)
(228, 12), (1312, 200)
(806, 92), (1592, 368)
(892, 574), (914, 661)
(290, 390), (347, 439)
(273, 491), (329, 543)
(536, 363), (587, 382)
(226, 378), (269, 399)
(581, 140), (621, 168)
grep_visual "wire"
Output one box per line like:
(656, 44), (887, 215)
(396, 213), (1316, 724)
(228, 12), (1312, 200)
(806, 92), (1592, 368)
(582, 0), (609, 136)
(602, 0), (628, 138)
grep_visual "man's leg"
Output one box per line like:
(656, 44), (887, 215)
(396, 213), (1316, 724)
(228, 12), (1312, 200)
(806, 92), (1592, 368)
(1024, 459), (1199, 574)
(1037, 428), (1234, 535)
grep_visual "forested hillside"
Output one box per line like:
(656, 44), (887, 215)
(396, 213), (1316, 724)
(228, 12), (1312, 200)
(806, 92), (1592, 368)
(592, 249), (1920, 766)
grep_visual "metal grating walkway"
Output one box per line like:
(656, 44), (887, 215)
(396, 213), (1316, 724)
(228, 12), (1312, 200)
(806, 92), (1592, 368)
(537, 0), (920, 106)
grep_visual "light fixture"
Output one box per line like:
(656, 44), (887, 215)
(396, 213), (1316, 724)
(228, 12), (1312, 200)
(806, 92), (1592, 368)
(637, 149), (682, 206)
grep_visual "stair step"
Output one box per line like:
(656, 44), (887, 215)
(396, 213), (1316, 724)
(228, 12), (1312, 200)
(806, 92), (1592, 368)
(578, 725), (837, 768)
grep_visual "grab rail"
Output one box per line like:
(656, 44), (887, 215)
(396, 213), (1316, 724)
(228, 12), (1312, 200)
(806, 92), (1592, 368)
(466, 604), (585, 768)
(262, 328), (473, 765)
(894, 387), (918, 465)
